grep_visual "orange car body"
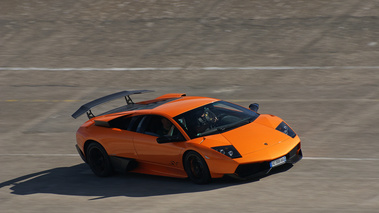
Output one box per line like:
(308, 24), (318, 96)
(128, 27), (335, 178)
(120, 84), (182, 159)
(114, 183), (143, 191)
(73, 90), (302, 182)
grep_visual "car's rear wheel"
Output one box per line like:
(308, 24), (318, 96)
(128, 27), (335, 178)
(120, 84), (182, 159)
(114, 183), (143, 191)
(86, 142), (113, 177)
(184, 151), (211, 184)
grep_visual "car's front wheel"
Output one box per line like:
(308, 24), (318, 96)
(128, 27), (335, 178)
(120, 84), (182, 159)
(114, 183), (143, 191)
(184, 151), (211, 184)
(86, 142), (113, 177)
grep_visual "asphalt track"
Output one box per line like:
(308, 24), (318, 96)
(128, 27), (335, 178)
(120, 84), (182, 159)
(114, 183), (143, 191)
(1, 1), (379, 212)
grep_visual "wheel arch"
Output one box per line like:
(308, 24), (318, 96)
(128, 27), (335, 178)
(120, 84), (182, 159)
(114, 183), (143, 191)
(182, 146), (239, 179)
(182, 149), (198, 167)
(182, 149), (212, 184)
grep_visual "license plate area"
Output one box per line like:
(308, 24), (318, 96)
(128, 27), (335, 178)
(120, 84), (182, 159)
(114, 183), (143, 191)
(270, 156), (286, 168)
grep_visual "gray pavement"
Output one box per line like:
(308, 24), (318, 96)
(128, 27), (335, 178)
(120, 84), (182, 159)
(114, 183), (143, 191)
(1, 1), (378, 212)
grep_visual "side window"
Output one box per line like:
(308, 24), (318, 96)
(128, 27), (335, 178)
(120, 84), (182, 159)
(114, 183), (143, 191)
(109, 116), (133, 130)
(142, 115), (183, 138)
(128, 115), (145, 132)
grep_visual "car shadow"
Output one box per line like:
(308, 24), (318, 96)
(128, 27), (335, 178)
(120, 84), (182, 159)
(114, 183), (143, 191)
(0, 163), (292, 199)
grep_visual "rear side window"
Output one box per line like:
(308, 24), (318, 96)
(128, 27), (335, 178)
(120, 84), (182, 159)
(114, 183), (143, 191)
(108, 116), (133, 130)
(128, 115), (145, 132)
(120, 115), (144, 132)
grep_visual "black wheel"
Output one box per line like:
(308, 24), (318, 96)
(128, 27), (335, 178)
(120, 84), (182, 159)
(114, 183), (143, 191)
(86, 142), (113, 177)
(184, 151), (211, 184)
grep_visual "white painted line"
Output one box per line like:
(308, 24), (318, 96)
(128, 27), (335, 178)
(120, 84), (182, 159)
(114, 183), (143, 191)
(0, 154), (78, 157)
(0, 67), (182, 71)
(0, 154), (378, 161)
(229, 98), (379, 102)
(1, 66), (379, 71)
(303, 157), (379, 161)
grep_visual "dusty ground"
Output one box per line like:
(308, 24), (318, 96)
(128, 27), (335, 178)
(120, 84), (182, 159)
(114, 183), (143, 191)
(1, 1), (378, 212)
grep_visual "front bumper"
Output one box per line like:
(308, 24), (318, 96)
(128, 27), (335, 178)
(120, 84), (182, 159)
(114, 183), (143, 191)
(228, 144), (302, 179)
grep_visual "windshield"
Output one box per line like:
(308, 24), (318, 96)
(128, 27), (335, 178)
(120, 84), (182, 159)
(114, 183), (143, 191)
(174, 101), (259, 139)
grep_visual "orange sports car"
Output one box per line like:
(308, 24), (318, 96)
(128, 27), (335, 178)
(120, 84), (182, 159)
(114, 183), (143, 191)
(72, 90), (302, 184)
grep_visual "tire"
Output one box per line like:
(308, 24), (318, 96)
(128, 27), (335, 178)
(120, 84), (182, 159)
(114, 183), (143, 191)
(86, 142), (113, 177)
(184, 151), (211, 184)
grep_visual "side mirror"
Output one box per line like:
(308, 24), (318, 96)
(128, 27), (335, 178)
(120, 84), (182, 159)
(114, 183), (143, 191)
(156, 135), (185, 144)
(249, 103), (259, 112)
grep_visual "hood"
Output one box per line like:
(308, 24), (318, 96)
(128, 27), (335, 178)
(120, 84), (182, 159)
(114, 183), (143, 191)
(219, 122), (290, 155)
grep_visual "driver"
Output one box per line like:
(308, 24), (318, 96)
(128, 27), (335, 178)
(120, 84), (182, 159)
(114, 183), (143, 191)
(157, 117), (173, 136)
(196, 107), (218, 134)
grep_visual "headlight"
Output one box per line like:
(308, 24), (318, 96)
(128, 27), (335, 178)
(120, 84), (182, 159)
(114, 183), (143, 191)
(212, 145), (242, 159)
(276, 121), (296, 138)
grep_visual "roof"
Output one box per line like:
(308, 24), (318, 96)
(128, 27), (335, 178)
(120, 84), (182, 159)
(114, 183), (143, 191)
(151, 96), (219, 117)
(99, 96), (219, 118)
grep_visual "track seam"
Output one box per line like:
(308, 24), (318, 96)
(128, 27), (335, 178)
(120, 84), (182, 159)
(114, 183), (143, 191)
(1, 66), (379, 71)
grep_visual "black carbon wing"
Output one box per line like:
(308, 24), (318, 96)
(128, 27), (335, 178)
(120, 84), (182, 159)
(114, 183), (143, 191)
(71, 90), (154, 119)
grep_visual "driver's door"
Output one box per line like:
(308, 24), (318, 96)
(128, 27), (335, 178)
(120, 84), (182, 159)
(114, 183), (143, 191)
(133, 115), (186, 168)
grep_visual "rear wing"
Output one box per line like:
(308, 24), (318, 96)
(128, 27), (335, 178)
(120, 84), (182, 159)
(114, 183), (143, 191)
(71, 90), (154, 119)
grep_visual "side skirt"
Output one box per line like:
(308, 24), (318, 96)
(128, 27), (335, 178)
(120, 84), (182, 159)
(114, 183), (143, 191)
(109, 156), (138, 173)
(129, 161), (188, 178)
